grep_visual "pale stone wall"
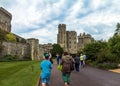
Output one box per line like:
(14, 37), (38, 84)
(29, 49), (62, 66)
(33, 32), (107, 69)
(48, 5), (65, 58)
(0, 7), (12, 32)
(0, 41), (30, 59)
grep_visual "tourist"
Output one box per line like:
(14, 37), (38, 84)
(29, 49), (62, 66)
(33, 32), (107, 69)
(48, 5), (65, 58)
(83, 54), (87, 67)
(74, 54), (80, 72)
(40, 53), (52, 86)
(80, 54), (84, 68)
(60, 52), (74, 86)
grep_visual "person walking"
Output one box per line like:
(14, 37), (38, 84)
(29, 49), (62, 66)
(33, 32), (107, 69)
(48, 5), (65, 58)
(74, 54), (80, 72)
(56, 53), (60, 65)
(40, 53), (52, 86)
(60, 52), (74, 86)
(83, 54), (87, 67)
(80, 54), (84, 68)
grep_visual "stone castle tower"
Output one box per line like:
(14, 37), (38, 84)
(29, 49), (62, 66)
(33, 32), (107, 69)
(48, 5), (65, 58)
(0, 7), (12, 32)
(66, 31), (77, 54)
(78, 32), (94, 51)
(57, 24), (94, 54)
(27, 38), (40, 60)
(57, 24), (67, 51)
(57, 24), (77, 54)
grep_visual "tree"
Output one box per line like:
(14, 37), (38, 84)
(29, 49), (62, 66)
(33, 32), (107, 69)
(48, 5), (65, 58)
(83, 41), (107, 62)
(51, 44), (64, 57)
(108, 35), (120, 59)
(114, 23), (120, 36)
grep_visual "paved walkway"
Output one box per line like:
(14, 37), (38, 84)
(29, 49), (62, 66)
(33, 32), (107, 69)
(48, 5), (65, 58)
(49, 61), (120, 86)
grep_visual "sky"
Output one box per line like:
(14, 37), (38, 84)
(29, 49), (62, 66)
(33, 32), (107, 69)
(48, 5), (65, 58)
(0, 0), (120, 44)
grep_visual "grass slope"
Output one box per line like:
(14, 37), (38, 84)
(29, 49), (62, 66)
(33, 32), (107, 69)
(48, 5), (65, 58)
(0, 61), (41, 86)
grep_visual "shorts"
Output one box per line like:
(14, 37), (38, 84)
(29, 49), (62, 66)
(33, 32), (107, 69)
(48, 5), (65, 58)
(41, 77), (50, 84)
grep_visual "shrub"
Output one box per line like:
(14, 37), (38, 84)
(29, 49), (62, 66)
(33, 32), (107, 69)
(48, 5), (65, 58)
(1, 54), (19, 61)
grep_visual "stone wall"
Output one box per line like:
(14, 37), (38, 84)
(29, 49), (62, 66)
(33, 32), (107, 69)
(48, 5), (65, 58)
(0, 41), (30, 59)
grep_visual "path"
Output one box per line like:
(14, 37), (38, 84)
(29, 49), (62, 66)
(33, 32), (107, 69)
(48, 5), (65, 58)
(50, 61), (120, 86)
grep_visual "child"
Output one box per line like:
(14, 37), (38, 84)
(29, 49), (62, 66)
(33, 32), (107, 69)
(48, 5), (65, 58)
(40, 53), (52, 86)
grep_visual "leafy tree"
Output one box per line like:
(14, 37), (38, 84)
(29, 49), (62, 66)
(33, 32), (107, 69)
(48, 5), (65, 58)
(83, 41), (107, 62)
(108, 35), (120, 61)
(114, 23), (120, 36)
(51, 44), (64, 57)
(5, 33), (17, 42)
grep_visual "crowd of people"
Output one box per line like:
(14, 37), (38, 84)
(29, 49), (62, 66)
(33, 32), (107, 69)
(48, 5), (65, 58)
(39, 52), (87, 86)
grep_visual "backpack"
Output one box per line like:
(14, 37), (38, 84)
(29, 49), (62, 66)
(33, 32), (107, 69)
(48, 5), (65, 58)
(62, 62), (71, 73)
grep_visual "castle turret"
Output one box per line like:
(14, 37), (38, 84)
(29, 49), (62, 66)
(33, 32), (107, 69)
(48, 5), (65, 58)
(57, 24), (67, 51)
(78, 33), (94, 51)
(27, 38), (40, 60)
(0, 7), (12, 32)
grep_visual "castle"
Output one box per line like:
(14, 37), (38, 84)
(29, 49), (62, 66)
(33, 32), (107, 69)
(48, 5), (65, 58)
(0, 7), (41, 60)
(0, 7), (94, 60)
(57, 24), (94, 54)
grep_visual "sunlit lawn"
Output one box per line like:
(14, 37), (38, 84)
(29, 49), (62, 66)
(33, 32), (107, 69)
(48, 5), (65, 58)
(0, 61), (41, 86)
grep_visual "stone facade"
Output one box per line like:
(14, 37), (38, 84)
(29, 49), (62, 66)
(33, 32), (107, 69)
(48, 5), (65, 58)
(57, 24), (94, 54)
(66, 31), (77, 54)
(0, 7), (12, 32)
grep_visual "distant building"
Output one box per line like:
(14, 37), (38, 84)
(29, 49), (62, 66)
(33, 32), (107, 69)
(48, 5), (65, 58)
(40, 43), (53, 52)
(57, 24), (94, 54)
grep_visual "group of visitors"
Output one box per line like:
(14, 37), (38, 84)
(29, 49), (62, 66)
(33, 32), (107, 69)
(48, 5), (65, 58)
(39, 51), (86, 86)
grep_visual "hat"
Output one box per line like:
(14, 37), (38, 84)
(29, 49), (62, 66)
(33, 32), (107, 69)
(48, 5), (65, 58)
(44, 53), (50, 58)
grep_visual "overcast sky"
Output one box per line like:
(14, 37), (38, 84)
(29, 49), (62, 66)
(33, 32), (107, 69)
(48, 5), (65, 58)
(0, 0), (120, 44)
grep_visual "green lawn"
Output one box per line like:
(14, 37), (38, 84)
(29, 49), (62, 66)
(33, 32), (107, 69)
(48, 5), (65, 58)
(0, 61), (41, 86)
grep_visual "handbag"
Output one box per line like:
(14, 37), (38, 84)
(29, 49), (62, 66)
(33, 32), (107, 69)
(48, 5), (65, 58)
(57, 64), (62, 71)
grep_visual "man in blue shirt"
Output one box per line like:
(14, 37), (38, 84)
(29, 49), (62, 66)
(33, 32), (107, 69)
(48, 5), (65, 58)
(40, 53), (52, 86)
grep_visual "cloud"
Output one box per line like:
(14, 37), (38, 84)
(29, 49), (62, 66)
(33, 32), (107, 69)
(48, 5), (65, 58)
(0, 0), (120, 44)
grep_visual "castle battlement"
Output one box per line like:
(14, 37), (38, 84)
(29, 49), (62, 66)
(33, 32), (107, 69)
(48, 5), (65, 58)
(58, 24), (66, 28)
